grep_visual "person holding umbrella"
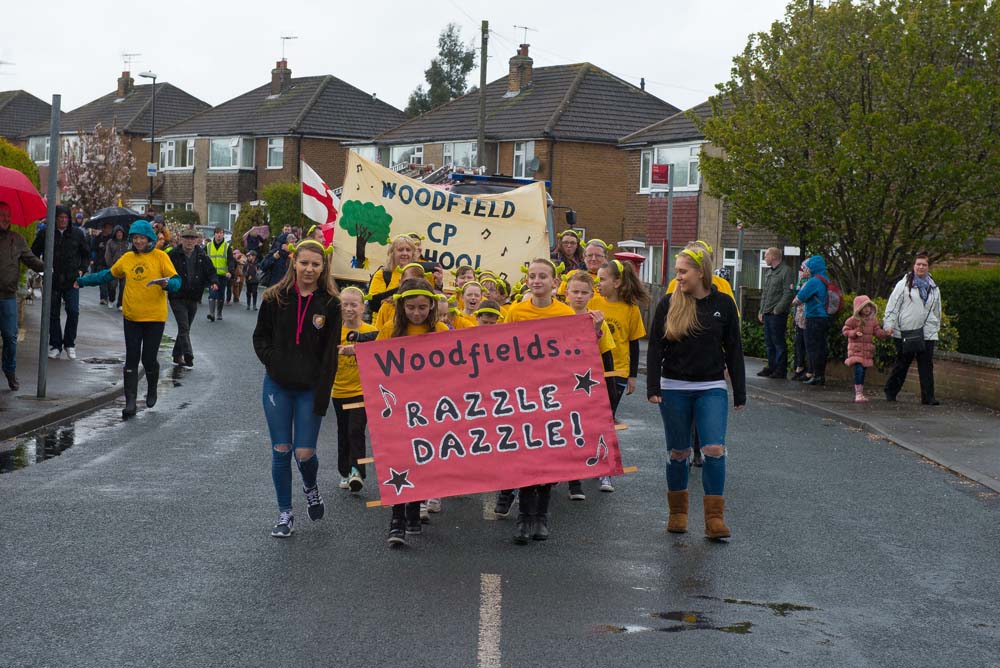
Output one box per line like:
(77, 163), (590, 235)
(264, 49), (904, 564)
(31, 204), (90, 360)
(1, 200), (45, 390)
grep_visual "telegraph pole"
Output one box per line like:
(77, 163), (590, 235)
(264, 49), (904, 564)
(477, 20), (488, 171)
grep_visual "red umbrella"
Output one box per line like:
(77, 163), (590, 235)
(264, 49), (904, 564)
(0, 166), (47, 227)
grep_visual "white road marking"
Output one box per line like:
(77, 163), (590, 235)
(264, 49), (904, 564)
(477, 573), (502, 668)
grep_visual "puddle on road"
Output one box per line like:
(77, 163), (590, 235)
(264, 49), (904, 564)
(696, 595), (818, 617)
(0, 405), (124, 474)
(595, 612), (754, 636)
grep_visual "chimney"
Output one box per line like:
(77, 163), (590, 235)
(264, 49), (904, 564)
(117, 71), (134, 98)
(271, 59), (292, 95)
(640, 77), (645, 92)
(507, 44), (534, 95)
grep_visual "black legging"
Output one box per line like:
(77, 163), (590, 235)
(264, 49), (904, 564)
(123, 319), (165, 374)
(332, 395), (368, 478)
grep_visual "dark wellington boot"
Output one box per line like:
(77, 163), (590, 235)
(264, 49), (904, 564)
(122, 369), (139, 419)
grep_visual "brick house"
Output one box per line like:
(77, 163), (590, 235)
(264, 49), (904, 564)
(362, 45), (679, 245)
(619, 98), (788, 289)
(0, 90), (57, 150)
(154, 60), (407, 231)
(24, 72), (210, 209)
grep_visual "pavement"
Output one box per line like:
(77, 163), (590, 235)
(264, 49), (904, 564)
(0, 289), (125, 443)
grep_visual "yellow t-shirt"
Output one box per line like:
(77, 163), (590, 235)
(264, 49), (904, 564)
(557, 269), (598, 297)
(453, 313), (478, 329)
(666, 275), (738, 314)
(376, 320), (451, 340)
(588, 295), (646, 377)
(374, 300), (396, 330)
(333, 322), (378, 399)
(111, 249), (177, 322)
(597, 320), (616, 356)
(506, 298), (576, 323)
(368, 266), (402, 296)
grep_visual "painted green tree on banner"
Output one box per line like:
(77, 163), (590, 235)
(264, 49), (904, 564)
(338, 200), (393, 269)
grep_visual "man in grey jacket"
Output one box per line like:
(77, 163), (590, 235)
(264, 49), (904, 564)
(757, 247), (796, 378)
(0, 201), (45, 390)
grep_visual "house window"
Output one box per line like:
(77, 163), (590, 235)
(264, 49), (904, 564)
(721, 248), (767, 289)
(185, 202), (194, 212)
(229, 203), (240, 226)
(207, 203), (229, 228)
(267, 137), (284, 169)
(209, 137), (253, 169)
(351, 145), (380, 163)
(160, 139), (195, 169)
(165, 203), (175, 211)
(443, 141), (478, 168)
(513, 140), (535, 178)
(187, 140), (195, 166)
(390, 145), (423, 166)
(640, 142), (704, 193)
(28, 137), (50, 163)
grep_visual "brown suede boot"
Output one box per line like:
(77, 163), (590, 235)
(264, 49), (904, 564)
(703, 495), (732, 539)
(666, 490), (689, 533)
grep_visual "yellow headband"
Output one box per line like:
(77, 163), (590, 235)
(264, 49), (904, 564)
(289, 239), (332, 256)
(612, 259), (624, 274)
(678, 248), (704, 267)
(474, 307), (502, 317)
(561, 229), (582, 240)
(393, 289), (438, 302)
(407, 232), (426, 241)
(341, 286), (366, 300)
(462, 280), (484, 294)
(694, 239), (714, 255)
(587, 239), (613, 252)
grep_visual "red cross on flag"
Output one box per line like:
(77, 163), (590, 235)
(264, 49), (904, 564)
(300, 159), (340, 247)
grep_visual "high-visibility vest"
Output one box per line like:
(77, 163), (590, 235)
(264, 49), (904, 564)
(208, 241), (229, 275)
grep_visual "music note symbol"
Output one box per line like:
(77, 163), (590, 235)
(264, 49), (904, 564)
(378, 384), (397, 418)
(585, 435), (609, 467)
(356, 164), (363, 173)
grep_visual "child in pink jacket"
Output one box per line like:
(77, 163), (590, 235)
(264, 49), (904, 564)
(843, 296), (893, 402)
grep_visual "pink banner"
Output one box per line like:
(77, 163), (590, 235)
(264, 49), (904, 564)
(356, 314), (623, 504)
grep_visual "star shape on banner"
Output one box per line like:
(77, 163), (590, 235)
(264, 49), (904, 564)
(383, 468), (415, 496)
(573, 369), (600, 396)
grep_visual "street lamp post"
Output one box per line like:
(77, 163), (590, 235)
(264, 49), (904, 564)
(139, 71), (157, 213)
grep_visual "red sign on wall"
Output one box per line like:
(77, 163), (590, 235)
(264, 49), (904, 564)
(356, 315), (624, 504)
(651, 163), (670, 186)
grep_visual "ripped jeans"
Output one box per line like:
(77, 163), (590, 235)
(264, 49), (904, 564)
(262, 374), (323, 511)
(657, 388), (728, 495)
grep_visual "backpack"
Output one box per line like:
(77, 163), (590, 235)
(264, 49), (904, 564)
(817, 275), (843, 317)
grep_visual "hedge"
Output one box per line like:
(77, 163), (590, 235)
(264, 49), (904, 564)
(742, 292), (959, 371)
(932, 266), (1000, 359)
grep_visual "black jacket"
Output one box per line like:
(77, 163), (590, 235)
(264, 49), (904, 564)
(167, 245), (219, 301)
(259, 249), (289, 287)
(252, 287), (341, 416)
(646, 287), (747, 407)
(31, 225), (90, 290)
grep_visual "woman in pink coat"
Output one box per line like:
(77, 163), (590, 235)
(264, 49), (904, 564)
(842, 296), (893, 402)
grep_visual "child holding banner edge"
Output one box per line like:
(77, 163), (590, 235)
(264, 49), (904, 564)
(646, 242), (746, 540)
(376, 277), (450, 547)
(506, 258), (576, 544)
(253, 240), (342, 538)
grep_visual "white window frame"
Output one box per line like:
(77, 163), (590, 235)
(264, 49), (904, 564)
(266, 137), (284, 169)
(228, 203), (240, 228)
(390, 144), (423, 167)
(639, 142), (704, 194)
(28, 136), (50, 164)
(164, 202), (175, 211)
(185, 202), (194, 212)
(513, 140), (535, 178)
(160, 139), (195, 170)
(209, 136), (254, 170)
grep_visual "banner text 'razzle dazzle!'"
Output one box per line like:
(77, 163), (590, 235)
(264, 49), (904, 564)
(331, 153), (550, 284)
(356, 315), (624, 505)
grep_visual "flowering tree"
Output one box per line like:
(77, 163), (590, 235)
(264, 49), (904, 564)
(59, 123), (135, 216)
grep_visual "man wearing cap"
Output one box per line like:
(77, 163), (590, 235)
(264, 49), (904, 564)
(31, 204), (90, 359)
(205, 227), (234, 321)
(1, 201), (45, 389)
(167, 225), (219, 366)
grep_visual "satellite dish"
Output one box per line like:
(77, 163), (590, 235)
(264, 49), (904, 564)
(527, 157), (540, 173)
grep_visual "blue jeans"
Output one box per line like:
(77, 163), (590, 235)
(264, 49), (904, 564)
(49, 287), (79, 350)
(763, 313), (788, 374)
(657, 388), (728, 495)
(853, 363), (866, 385)
(0, 298), (18, 374)
(262, 374), (323, 511)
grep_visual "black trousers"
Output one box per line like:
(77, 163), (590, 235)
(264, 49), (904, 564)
(885, 339), (936, 402)
(332, 395), (368, 478)
(793, 325), (807, 371)
(245, 284), (259, 308)
(123, 319), (164, 374)
(169, 299), (198, 360)
(763, 313), (789, 373)
(804, 317), (830, 377)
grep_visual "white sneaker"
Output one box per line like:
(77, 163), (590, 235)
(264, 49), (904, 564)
(426, 498), (442, 513)
(599, 476), (615, 493)
(48, 348), (60, 359)
(65, 347), (76, 360)
(338, 477), (350, 490)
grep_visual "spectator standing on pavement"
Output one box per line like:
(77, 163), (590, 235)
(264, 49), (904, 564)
(91, 222), (114, 305)
(167, 225), (219, 367)
(243, 251), (260, 310)
(31, 204), (90, 360)
(883, 251), (942, 405)
(253, 239), (341, 538)
(791, 264), (809, 380)
(647, 242), (746, 540)
(757, 247), (796, 379)
(76, 220), (180, 419)
(791, 255), (831, 386)
(205, 227), (234, 322)
(0, 201), (45, 390)
(104, 226), (129, 309)
(842, 296), (892, 403)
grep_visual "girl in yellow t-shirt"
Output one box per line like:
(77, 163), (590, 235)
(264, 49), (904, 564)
(332, 286), (378, 493)
(376, 278), (449, 547)
(373, 262), (428, 331)
(77, 220), (179, 420)
(453, 281), (483, 329)
(503, 258), (575, 545)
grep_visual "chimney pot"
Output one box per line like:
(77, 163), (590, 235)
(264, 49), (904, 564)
(271, 59), (292, 95)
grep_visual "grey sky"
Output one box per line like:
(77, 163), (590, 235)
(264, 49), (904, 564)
(2, 0), (790, 117)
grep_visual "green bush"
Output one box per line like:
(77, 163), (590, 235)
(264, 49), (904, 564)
(0, 139), (42, 284)
(933, 266), (1000, 358)
(232, 204), (268, 252)
(261, 181), (302, 236)
(164, 209), (200, 227)
(741, 292), (959, 371)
